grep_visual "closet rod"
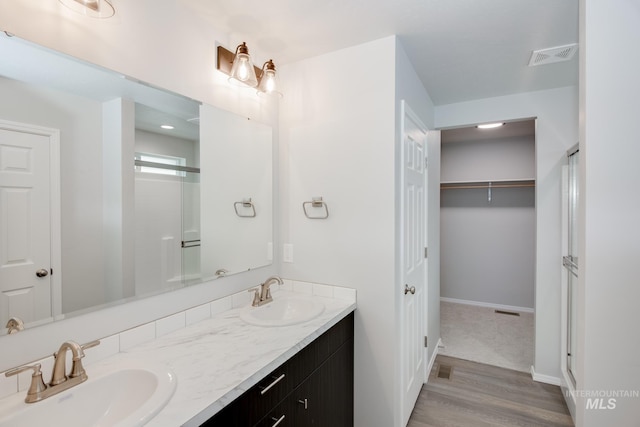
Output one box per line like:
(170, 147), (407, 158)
(440, 183), (535, 190)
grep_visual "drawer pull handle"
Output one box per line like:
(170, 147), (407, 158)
(298, 398), (308, 409)
(260, 373), (285, 395)
(271, 414), (285, 426)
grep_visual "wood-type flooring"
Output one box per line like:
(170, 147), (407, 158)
(408, 355), (574, 427)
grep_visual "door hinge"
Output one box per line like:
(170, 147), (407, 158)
(424, 336), (428, 347)
(424, 247), (428, 258)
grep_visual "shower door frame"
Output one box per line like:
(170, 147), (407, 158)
(562, 143), (579, 388)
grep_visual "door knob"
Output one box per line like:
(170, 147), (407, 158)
(35, 269), (49, 278)
(404, 284), (416, 295)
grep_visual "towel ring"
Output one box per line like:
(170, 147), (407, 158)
(303, 197), (329, 219)
(234, 198), (256, 218)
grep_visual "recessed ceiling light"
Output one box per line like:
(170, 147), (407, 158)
(160, 125), (175, 130)
(477, 122), (504, 129)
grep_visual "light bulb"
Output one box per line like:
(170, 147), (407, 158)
(236, 57), (250, 81)
(227, 43), (258, 87)
(257, 59), (282, 97)
(263, 71), (276, 93)
(477, 122), (504, 129)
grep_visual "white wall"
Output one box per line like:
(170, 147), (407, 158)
(102, 98), (136, 302)
(576, 1), (640, 425)
(279, 36), (397, 427)
(279, 36), (437, 427)
(200, 105), (273, 278)
(436, 86), (579, 380)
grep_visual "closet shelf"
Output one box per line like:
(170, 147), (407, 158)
(440, 179), (535, 190)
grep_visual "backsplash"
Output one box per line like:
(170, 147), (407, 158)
(0, 279), (356, 399)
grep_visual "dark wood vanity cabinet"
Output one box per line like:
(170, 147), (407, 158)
(202, 312), (354, 427)
(256, 340), (353, 426)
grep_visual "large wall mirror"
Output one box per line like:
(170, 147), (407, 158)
(0, 35), (273, 334)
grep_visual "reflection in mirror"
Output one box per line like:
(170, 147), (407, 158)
(134, 103), (201, 293)
(0, 34), (273, 334)
(201, 105), (273, 280)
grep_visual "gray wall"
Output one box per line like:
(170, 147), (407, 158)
(440, 134), (535, 309)
(441, 135), (535, 182)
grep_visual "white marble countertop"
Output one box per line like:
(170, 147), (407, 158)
(92, 289), (356, 426)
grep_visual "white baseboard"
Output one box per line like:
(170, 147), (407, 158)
(425, 338), (442, 383)
(440, 297), (534, 314)
(530, 365), (562, 386)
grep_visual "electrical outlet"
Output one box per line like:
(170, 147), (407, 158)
(283, 244), (293, 263)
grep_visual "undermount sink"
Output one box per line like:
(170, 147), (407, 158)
(241, 295), (325, 327)
(0, 363), (176, 427)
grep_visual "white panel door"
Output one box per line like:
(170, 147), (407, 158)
(400, 101), (428, 426)
(0, 126), (52, 325)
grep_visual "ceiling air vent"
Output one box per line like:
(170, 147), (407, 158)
(528, 43), (578, 66)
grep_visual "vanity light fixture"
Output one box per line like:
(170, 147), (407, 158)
(217, 43), (282, 96)
(217, 42), (259, 87)
(477, 122), (505, 129)
(257, 59), (282, 97)
(58, 0), (115, 18)
(160, 125), (175, 130)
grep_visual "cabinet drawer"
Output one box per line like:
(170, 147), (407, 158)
(203, 313), (354, 426)
(256, 338), (354, 427)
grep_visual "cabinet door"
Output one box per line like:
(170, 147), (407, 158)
(296, 338), (354, 426)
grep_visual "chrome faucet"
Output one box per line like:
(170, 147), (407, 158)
(4, 340), (99, 403)
(249, 275), (283, 307)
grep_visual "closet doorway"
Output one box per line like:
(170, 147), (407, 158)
(439, 119), (535, 372)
